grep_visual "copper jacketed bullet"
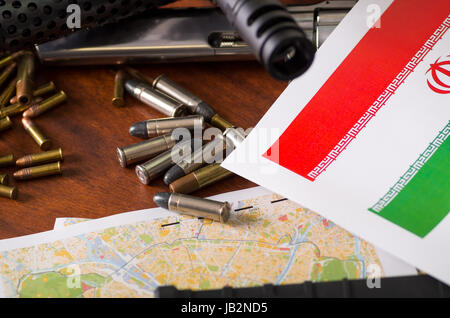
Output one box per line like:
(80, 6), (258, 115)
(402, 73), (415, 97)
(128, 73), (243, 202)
(0, 174), (8, 185)
(10, 81), (57, 104)
(112, 70), (126, 108)
(0, 98), (42, 118)
(0, 184), (18, 200)
(14, 161), (62, 180)
(23, 91), (67, 118)
(0, 50), (24, 69)
(16, 148), (63, 168)
(22, 117), (52, 151)
(0, 63), (17, 89)
(0, 116), (12, 132)
(16, 51), (35, 105)
(0, 154), (15, 168)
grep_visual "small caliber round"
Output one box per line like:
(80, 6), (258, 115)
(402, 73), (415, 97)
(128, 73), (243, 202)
(154, 192), (231, 223)
(117, 134), (177, 168)
(0, 78), (17, 108)
(0, 184), (18, 200)
(0, 174), (8, 185)
(0, 154), (15, 168)
(16, 148), (63, 168)
(0, 50), (24, 69)
(112, 70), (127, 107)
(210, 114), (235, 131)
(129, 115), (204, 139)
(22, 91), (67, 118)
(0, 63), (17, 89)
(0, 98), (43, 118)
(10, 81), (57, 104)
(14, 161), (62, 181)
(0, 116), (13, 132)
(22, 117), (52, 151)
(16, 51), (35, 106)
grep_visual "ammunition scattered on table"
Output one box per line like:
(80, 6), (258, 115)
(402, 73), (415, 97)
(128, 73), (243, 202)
(0, 63), (17, 88)
(0, 116), (12, 131)
(22, 117), (52, 151)
(16, 148), (63, 168)
(169, 163), (234, 194)
(0, 97), (42, 118)
(154, 192), (231, 223)
(0, 174), (7, 185)
(153, 74), (234, 131)
(0, 154), (15, 168)
(125, 78), (187, 117)
(129, 115), (204, 139)
(14, 161), (62, 181)
(22, 91), (67, 118)
(0, 51), (24, 69)
(163, 134), (228, 185)
(16, 51), (35, 105)
(117, 134), (178, 168)
(10, 81), (57, 104)
(135, 139), (201, 185)
(0, 78), (17, 108)
(112, 70), (127, 108)
(0, 184), (18, 200)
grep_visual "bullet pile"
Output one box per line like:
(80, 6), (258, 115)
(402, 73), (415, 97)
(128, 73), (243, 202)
(0, 51), (67, 200)
(114, 68), (248, 222)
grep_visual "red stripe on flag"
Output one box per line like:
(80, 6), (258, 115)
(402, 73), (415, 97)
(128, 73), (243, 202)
(264, 0), (450, 181)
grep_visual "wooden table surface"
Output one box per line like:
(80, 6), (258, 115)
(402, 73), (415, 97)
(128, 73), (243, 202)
(0, 0), (316, 239)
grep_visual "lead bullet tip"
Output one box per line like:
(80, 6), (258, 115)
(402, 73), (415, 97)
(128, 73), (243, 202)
(153, 192), (171, 210)
(129, 121), (148, 139)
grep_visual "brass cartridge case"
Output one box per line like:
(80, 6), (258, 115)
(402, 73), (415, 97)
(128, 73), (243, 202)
(0, 63), (17, 89)
(0, 154), (15, 168)
(130, 115), (204, 139)
(16, 148), (63, 168)
(22, 117), (52, 151)
(112, 70), (126, 108)
(22, 91), (67, 118)
(0, 98), (42, 118)
(0, 174), (7, 185)
(10, 81), (57, 104)
(16, 52), (35, 105)
(210, 114), (235, 131)
(0, 184), (18, 200)
(0, 116), (12, 132)
(117, 134), (177, 168)
(0, 51), (24, 69)
(224, 127), (246, 148)
(168, 193), (231, 223)
(14, 161), (62, 180)
(0, 78), (17, 108)
(169, 163), (234, 194)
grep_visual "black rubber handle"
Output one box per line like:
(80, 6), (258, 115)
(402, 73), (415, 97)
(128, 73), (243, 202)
(0, 0), (178, 54)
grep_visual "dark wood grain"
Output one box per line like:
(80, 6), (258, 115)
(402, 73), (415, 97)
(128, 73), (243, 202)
(0, 0), (317, 239)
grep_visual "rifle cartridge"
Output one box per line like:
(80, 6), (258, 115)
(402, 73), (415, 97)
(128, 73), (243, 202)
(16, 148), (63, 168)
(22, 117), (52, 151)
(14, 162), (62, 180)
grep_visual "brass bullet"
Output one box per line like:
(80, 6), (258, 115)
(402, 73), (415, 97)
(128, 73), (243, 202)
(0, 184), (18, 200)
(0, 116), (12, 132)
(22, 117), (52, 151)
(16, 148), (63, 168)
(0, 154), (15, 168)
(112, 70), (127, 108)
(210, 114), (235, 131)
(14, 161), (62, 181)
(169, 163), (234, 194)
(16, 51), (35, 106)
(0, 63), (17, 89)
(0, 51), (24, 69)
(10, 81), (57, 104)
(22, 91), (67, 118)
(0, 98), (42, 118)
(0, 78), (17, 108)
(0, 174), (8, 185)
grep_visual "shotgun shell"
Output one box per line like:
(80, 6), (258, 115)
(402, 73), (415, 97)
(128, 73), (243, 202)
(0, 184), (18, 200)
(0, 154), (15, 168)
(23, 91), (67, 118)
(14, 161), (62, 180)
(16, 51), (35, 106)
(22, 117), (52, 151)
(0, 116), (12, 132)
(112, 70), (126, 107)
(10, 81), (57, 104)
(0, 63), (17, 89)
(16, 148), (63, 168)
(0, 174), (7, 185)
